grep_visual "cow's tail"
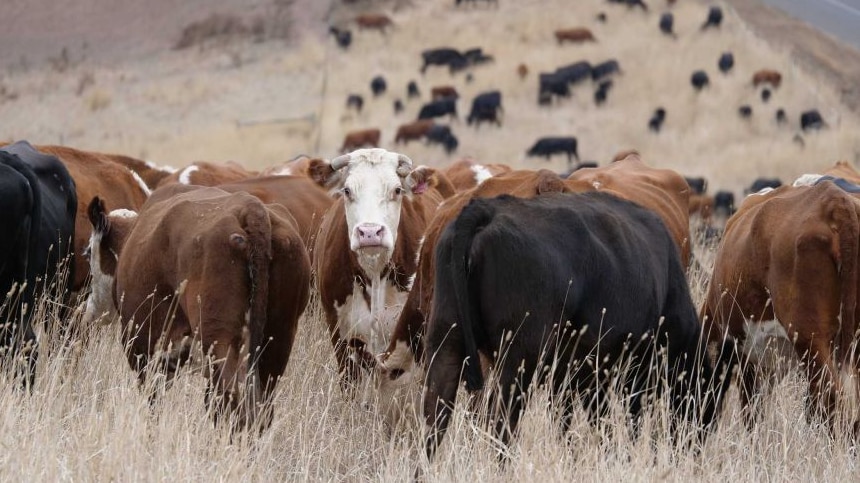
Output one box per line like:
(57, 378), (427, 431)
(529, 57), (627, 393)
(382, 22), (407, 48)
(449, 198), (496, 392)
(242, 201), (272, 381)
(832, 193), (860, 363)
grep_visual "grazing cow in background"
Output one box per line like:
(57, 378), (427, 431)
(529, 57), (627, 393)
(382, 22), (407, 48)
(407, 81), (420, 99)
(713, 190), (736, 216)
(739, 105), (753, 118)
(395, 119), (435, 144)
(659, 13), (675, 37)
(685, 176), (708, 194)
(393, 99), (404, 114)
(311, 149), (446, 390)
(591, 59), (621, 81)
(701, 5), (723, 30)
(0, 143), (77, 385)
(526, 136), (579, 167)
(425, 125), (459, 154)
(158, 160), (258, 188)
(555, 61), (593, 85)
(370, 76), (387, 97)
(554, 27), (596, 44)
(467, 90), (503, 127)
(718, 52), (734, 73)
(800, 109), (826, 131)
(455, 0), (498, 6)
(355, 14), (393, 33)
(752, 69), (782, 89)
(775, 108), (787, 124)
(423, 193), (734, 460)
(761, 88), (771, 103)
(86, 185), (310, 429)
(596, 12), (607, 22)
(328, 27), (352, 49)
(691, 70), (710, 90)
(649, 107), (667, 132)
(418, 98), (458, 120)
(463, 47), (494, 67)
(746, 177), (782, 194)
(516, 63), (529, 80)
(539, 72), (572, 103)
(430, 85), (459, 101)
(594, 80), (612, 106)
(701, 182), (860, 432)
(420, 48), (467, 74)
(442, 158), (512, 192)
(346, 94), (364, 113)
(340, 128), (382, 152)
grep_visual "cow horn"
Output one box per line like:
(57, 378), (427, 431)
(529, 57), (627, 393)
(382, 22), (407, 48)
(396, 153), (413, 177)
(330, 154), (352, 171)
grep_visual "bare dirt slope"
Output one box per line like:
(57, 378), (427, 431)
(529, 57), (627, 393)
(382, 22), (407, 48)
(1, 0), (859, 198)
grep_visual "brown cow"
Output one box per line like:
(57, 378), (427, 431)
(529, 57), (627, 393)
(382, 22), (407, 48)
(825, 160), (860, 183)
(701, 182), (860, 432)
(442, 158), (512, 192)
(752, 69), (782, 89)
(689, 193), (714, 221)
(355, 14), (394, 33)
(260, 155), (313, 177)
(394, 120), (434, 144)
(84, 185), (311, 428)
(430, 86), (459, 101)
(310, 148), (446, 392)
(516, 63), (529, 80)
(157, 160), (258, 188)
(340, 128), (381, 153)
(554, 27), (597, 44)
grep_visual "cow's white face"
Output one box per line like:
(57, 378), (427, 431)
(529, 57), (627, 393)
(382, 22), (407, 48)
(82, 208), (137, 326)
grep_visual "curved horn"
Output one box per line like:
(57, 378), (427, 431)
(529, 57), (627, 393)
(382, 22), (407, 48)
(330, 154), (352, 171)
(396, 153), (414, 177)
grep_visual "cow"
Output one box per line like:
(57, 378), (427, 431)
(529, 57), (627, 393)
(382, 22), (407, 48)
(685, 176), (708, 194)
(355, 14), (393, 33)
(659, 13), (675, 37)
(393, 99), (404, 115)
(407, 80), (420, 99)
(420, 48), (467, 74)
(824, 160), (860, 183)
(761, 88), (771, 103)
(455, 0), (498, 7)
(701, 5), (723, 30)
(591, 59), (621, 81)
(746, 177), (782, 194)
(442, 158), (512, 192)
(340, 128), (382, 152)
(752, 69), (782, 89)
(739, 105), (753, 118)
(800, 109), (826, 131)
(0, 143), (77, 385)
(328, 26), (352, 49)
(260, 155), (314, 177)
(310, 149), (446, 391)
(517, 63), (528, 79)
(718, 52), (734, 73)
(554, 27), (596, 44)
(98, 154), (176, 190)
(713, 190), (736, 217)
(84, 185), (311, 429)
(689, 193), (715, 221)
(555, 61), (592, 85)
(691, 70), (710, 90)
(594, 80), (612, 106)
(463, 47), (494, 67)
(526, 136), (579, 167)
(466, 90), (502, 127)
(430, 85), (459, 101)
(701, 181), (860, 433)
(18, 143), (151, 291)
(538, 72), (572, 103)
(346, 94), (364, 113)
(425, 125), (458, 154)
(418, 98), (458, 121)
(370, 76), (387, 97)
(775, 108), (787, 125)
(649, 107), (667, 132)
(395, 120), (435, 144)
(157, 160), (258, 188)
(423, 192), (734, 460)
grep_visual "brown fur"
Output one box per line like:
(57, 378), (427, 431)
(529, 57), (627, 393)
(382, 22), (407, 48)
(157, 160), (258, 188)
(394, 120), (434, 144)
(554, 27), (596, 44)
(430, 85), (459, 101)
(355, 14), (394, 32)
(516, 63), (529, 79)
(751, 69), (782, 88)
(340, 128), (382, 153)
(824, 160), (860, 183)
(442, 158), (513, 192)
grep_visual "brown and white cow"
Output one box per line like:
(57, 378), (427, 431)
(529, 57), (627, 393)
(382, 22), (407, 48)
(85, 185), (311, 428)
(701, 181), (860, 432)
(311, 148), (445, 391)
(442, 158), (512, 192)
(259, 155), (314, 177)
(157, 160), (258, 188)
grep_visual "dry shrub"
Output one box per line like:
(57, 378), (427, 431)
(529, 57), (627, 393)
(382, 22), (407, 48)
(85, 89), (112, 111)
(173, 14), (251, 51)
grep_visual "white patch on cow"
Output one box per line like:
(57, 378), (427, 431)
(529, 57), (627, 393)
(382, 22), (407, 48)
(748, 187), (775, 197)
(741, 319), (797, 378)
(792, 173), (824, 187)
(271, 167), (293, 176)
(146, 160), (178, 173)
(82, 231), (118, 326)
(414, 235), (425, 266)
(405, 273), (416, 291)
(178, 165), (200, 185)
(128, 169), (152, 196)
(110, 209), (138, 219)
(592, 180), (602, 190)
(470, 164), (493, 186)
(335, 279), (409, 360)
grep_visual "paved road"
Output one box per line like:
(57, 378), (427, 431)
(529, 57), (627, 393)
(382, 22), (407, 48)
(760, 0), (860, 51)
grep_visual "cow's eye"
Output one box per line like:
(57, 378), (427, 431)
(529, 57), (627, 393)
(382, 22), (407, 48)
(394, 186), (403, 196)
(342, 187), (352, 200)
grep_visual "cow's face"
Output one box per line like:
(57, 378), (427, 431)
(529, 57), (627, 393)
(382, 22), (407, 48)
(311, 149), (433, 274)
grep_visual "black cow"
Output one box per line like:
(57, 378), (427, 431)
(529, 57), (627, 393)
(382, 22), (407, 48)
(555, 61), (592, 85)
(649, 107), (667, 133)
(746, 177), (782, 194)
(539, 72), (572, 102)
(800, 109), (826, 131)
(596, 12), (607, 22)
(393, 99), (404, 114)
(659, 13), (675, 37)
(0, 141), (77, 385)
(418, 98), (458, 120)
(591, 59), (621, 82)
(407, 80), (420, 99)
(423, 193), (735, 460)
(421, 48), (467, 74)
(738, 105), (752, 118)
(463, 48), (494, 67)
(718, 52), (734, 74)
(685, 176), (708, 195)
(761, 88), (771, 103)
(425, 125), (459, 154)
(594, 80), (613, 106)
(691, 70), (710, 90)
(328, 27), (352, 49)
(526, 136), (579, 167)
(701, 6), (723, 30)
(775, 108), (787, 124)
(467, 90), (502, 127)
(608, 0), (649, 10)
(713, 190), (735, 216)
(346, 94), (364, 113)
(455, 0), (498, 6)
(370, 76), (387, 97)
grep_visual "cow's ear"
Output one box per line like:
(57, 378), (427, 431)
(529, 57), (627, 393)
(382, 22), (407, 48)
(87, 197), (110, 235)
(405, 165), (437, 195)
(309, 158), (342, 191)
(534, 169), (566, 194)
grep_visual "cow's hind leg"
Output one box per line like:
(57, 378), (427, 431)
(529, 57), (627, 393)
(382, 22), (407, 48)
(423, 342), (463, 461)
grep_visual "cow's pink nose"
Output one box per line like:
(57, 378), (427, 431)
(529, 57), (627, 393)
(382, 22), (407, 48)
(357, 223), (385, 247)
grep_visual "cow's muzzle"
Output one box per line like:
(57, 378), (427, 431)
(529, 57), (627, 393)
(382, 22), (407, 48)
(356, 223), (386, 248)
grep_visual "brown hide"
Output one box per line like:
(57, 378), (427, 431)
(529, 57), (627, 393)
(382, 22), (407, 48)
(442, 158), (512, 192)
(157, 160), (258, 188)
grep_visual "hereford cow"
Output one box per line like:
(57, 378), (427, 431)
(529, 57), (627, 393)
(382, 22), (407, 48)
(442, 158), (512, 192)
(158, 160), (258, 188)
(752, 69), (782, 89)
(423, 193), (734, 459)
(355, 14), (393, 33)
(340, 128), (382, 152)
(311, 149), (445, 391)
(395, 120), (435, 144)
(85, 185), (311, 428)
(701, 181), (860, 433)
(0, 143), (77, 385)
(260, 155), (314, 177)
(554, 27), (596, 44)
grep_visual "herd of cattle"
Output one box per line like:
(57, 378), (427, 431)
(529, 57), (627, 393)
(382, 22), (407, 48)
(2, 137), (860, 459)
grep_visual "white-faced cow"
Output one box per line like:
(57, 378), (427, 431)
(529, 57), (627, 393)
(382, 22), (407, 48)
(311, 148), (445, 391)
(84, 185), (311, 428)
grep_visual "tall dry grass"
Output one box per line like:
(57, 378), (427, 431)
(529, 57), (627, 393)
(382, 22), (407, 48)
(0, 229), (857, 481)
